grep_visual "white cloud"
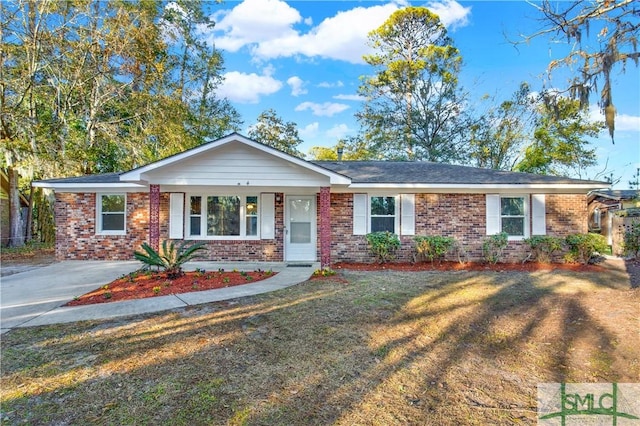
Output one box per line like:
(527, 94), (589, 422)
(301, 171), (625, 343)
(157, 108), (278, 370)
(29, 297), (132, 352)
(295, 102), (350, 117)
(334, 94), (366, 101)
(299, 122), (319, 139)
(208, 0), (303, 52)
(318, 81), (344, 88)
(287, 76), (307, 96)
(616, 113), (640, 132)
(254, 3), (398, 63)
(205, 0), (471, 64)
(427, 0), (471, 30)
(588, 105), (640, 132)
(326, 123), (352, 139)
(217, 70), (282, 103)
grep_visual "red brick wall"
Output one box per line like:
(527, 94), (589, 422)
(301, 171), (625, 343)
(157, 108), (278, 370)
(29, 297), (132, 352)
(54, 192), (149, 260)
(546, 194), (588, 235)
(55, 191), (285, 261)
(55, 191), (588, 263)
(329, 193), (589, 263)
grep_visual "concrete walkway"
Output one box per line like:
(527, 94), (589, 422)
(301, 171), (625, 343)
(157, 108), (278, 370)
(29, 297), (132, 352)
(0, 261), (318, 333)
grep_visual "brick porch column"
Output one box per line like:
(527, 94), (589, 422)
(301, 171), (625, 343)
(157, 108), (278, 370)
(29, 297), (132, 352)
(319, 186), (331, 268)
(149, 184), (160, 250)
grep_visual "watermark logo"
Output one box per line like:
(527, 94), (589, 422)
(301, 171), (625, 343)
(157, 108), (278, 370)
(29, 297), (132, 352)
(538, 383), (640, 425)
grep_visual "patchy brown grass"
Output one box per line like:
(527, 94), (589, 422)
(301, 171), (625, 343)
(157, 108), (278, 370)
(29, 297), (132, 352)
(1, 263), (638, 425)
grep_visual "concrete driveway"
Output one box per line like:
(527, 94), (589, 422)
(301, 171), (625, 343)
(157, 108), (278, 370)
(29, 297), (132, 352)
(0, 261), (139, 333)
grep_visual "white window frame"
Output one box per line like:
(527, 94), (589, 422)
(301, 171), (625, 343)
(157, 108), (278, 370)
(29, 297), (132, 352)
(96, 193), (126, 235)
(186, 193), (260, 240)
(500, 195), (529, 240)
(369, 194), (400, 234)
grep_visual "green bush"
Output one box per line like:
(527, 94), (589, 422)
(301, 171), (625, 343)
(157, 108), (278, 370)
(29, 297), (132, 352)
(414, 235), (455, 263)
(523, 235), (564, 263)
(365, 231), (400, 264)
(134, 240), (207, 278)
(564, 233), (608, 264)
(622, 220), (640, 258)
(482, 232), (509, 264)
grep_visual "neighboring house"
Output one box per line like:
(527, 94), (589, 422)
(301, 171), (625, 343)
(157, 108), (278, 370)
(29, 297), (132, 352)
(1, 169), (29, 247)
(34, 133), (607, 265)
(588, 189), (640, 253)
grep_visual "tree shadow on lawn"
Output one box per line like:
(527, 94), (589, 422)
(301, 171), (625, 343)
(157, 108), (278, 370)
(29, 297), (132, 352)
(1, 267), (638, 425)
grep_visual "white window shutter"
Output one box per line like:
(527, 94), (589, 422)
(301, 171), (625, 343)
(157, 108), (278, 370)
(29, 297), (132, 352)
(353, 193), (367, 235)
(260, 193), (275, 239)
(169, 193), (184, 239)
(532, 194), (546, 235)
(400, 194), (415, 235)
(486, 194), (500, 235)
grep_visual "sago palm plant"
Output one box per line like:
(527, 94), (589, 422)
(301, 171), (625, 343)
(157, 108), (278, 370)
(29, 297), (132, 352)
(134, 240), (207, 278)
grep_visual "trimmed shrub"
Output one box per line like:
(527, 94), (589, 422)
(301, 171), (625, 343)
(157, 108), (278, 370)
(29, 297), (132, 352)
(413, 235), (455, 263)
(482, 232), (509, 264)
(365, 231), (400, 264)
(564, 233), (608, 264)
(523, 235), (564, 263)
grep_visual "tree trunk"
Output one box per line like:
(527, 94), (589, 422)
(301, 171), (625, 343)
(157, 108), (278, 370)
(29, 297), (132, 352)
(8, 167), (25, 248)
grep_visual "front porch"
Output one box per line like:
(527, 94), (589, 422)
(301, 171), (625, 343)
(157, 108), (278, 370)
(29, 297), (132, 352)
(147, 185), (333, 267)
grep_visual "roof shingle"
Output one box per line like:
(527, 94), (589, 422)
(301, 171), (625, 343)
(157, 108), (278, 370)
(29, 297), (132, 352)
(312, 161), (605, 185)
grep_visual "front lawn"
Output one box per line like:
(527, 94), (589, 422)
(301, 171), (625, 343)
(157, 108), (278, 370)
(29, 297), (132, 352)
(1, 264), (638, 425)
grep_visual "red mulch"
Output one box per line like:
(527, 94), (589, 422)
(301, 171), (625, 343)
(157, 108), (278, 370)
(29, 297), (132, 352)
(65, 269), (277, 306)
(332, 261), (605, 273)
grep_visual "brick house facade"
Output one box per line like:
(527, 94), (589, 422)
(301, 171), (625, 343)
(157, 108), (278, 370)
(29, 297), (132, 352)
(37, 133), (604, 266)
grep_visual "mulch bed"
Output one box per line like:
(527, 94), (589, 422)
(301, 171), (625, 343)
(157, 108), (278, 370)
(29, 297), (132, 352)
(332, 260), (606, 273)
(65, 269), (277, 306)
(58, 258), (629, 307)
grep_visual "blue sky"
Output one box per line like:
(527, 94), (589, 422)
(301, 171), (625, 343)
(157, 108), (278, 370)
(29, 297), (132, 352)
(197, 0), (639, 189)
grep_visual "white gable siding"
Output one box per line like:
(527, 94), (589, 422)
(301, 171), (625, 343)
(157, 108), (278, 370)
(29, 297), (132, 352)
(145, 143), (330, 187)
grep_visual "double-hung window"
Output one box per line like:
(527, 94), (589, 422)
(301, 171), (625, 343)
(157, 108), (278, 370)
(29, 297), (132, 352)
(370, 196), (396, 233)
(188, 195), (258, 238)
(500, 196), (526, 237)
(487, 194), (544, 240)
(97, 194), (126, 234)
(353, 194), (414, 236)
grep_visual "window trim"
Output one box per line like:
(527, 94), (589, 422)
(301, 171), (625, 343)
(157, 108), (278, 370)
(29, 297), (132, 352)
(186, 193), (260, 240)
(499, 195), (529, 240)
(96, 193), (126, 235)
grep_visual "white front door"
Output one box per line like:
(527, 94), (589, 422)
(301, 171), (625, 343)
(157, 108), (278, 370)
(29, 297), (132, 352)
(285, 195), (316, 262)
